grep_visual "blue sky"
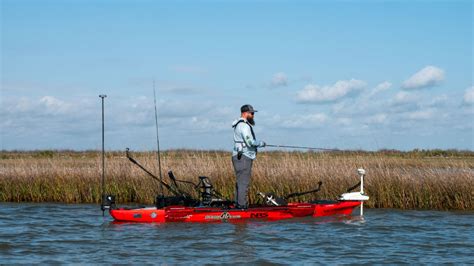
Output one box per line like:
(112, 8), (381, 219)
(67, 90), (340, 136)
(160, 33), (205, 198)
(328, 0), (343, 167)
(1, 0), (473, 151)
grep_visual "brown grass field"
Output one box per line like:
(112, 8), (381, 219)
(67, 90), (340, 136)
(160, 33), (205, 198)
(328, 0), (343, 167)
(0, 150), (473, 210)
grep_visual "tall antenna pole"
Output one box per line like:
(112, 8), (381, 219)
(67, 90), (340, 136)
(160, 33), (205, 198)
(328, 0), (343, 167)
(99, 94), (107, 216)
(153, 80), (164, 196)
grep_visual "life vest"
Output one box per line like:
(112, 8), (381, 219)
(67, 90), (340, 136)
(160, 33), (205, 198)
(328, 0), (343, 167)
(232, 119), (256, 142)
(232, 119), (257, 158)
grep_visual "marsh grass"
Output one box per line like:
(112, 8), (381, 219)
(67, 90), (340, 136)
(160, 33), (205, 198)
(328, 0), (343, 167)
(0, 150), (473, 210)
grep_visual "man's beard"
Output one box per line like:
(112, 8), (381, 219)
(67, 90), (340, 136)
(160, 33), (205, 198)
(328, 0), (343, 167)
(247, 117), (255, 126)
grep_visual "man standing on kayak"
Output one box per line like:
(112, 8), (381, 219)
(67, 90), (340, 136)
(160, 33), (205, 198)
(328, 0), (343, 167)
(232, 104), (266, 208)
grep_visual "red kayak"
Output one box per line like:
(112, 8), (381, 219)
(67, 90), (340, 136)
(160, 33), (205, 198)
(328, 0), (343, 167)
(110, 201), (362, 223)
(102, 150), (369, 223)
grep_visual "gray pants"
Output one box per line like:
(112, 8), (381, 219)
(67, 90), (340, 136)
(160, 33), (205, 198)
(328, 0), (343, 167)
(232, 155), (253, 207)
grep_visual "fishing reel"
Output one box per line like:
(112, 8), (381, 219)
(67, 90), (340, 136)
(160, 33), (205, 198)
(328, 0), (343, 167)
(257, 192), (288, 206)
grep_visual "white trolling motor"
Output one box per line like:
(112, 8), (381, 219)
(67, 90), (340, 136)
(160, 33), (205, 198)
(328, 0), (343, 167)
(338, 168), (370, 216)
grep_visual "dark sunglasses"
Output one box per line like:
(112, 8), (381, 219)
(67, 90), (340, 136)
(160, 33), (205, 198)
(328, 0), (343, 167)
(249, 112), (255, 115)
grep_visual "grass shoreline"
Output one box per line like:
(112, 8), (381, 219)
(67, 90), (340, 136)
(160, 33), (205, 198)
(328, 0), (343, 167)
(1, 150), (473, 210)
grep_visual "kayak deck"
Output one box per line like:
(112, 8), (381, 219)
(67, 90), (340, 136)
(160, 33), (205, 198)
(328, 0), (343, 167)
(110, 201), (361, 223)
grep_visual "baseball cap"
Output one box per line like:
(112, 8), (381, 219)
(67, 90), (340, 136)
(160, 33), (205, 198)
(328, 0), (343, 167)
(240, 104), (258, 113)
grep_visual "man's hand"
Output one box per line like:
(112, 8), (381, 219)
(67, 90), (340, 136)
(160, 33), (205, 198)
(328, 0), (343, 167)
(259, 141), (266, 147)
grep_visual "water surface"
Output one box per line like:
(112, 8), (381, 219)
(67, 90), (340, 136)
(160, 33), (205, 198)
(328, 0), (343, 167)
(0, 203), (473, 264)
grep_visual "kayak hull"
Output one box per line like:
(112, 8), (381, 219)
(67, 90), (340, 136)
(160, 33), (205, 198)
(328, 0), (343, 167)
(109, 201), (361, 223)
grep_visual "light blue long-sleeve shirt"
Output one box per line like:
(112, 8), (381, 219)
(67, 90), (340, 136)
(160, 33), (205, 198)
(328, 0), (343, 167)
(232, 118), (264, 160)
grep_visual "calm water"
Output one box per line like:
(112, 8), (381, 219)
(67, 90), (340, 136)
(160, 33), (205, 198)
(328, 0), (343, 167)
(0, 203), (473, 264)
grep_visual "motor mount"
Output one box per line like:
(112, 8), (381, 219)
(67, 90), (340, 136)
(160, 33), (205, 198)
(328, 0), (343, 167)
(339, 168), (369, 201)
(101, 194), (116, 211)
(338, 168), (370, 216)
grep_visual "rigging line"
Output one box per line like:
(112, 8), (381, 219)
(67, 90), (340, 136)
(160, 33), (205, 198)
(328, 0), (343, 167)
(153, 80), (164, 196)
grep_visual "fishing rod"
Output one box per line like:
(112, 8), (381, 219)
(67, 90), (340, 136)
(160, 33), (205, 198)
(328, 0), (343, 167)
(153, 80), (164, 197)
(284, 181), (323, 200)
(125, 148), (186, 198)
(258, 181), (324, 206)
(266, 144), (342, 152)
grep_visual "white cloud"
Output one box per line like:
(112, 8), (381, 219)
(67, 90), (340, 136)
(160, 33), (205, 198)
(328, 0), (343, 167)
(39, 96), (72, 114)
(366, 113), (387, 124)
(331, 102), (347, 114)
(463, 86), (474, 105)
(388, 91), (422, 113)
(296, 79), (366, 103)
(1, 96), (98, 142)
(8, 97), (33, 112)
(392, 91), (419, 105)
(3, 96), (74, 116)
(406, 109), (435, 120)
(269, 113), (327, 129)
(336, 117), (352, 126)
(401, 65), (445, 90)
(271, 72), (288, 87)
(425, 94), (448, 108)
(1, 96), (233, 135)
(369, 81), (392, 97)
